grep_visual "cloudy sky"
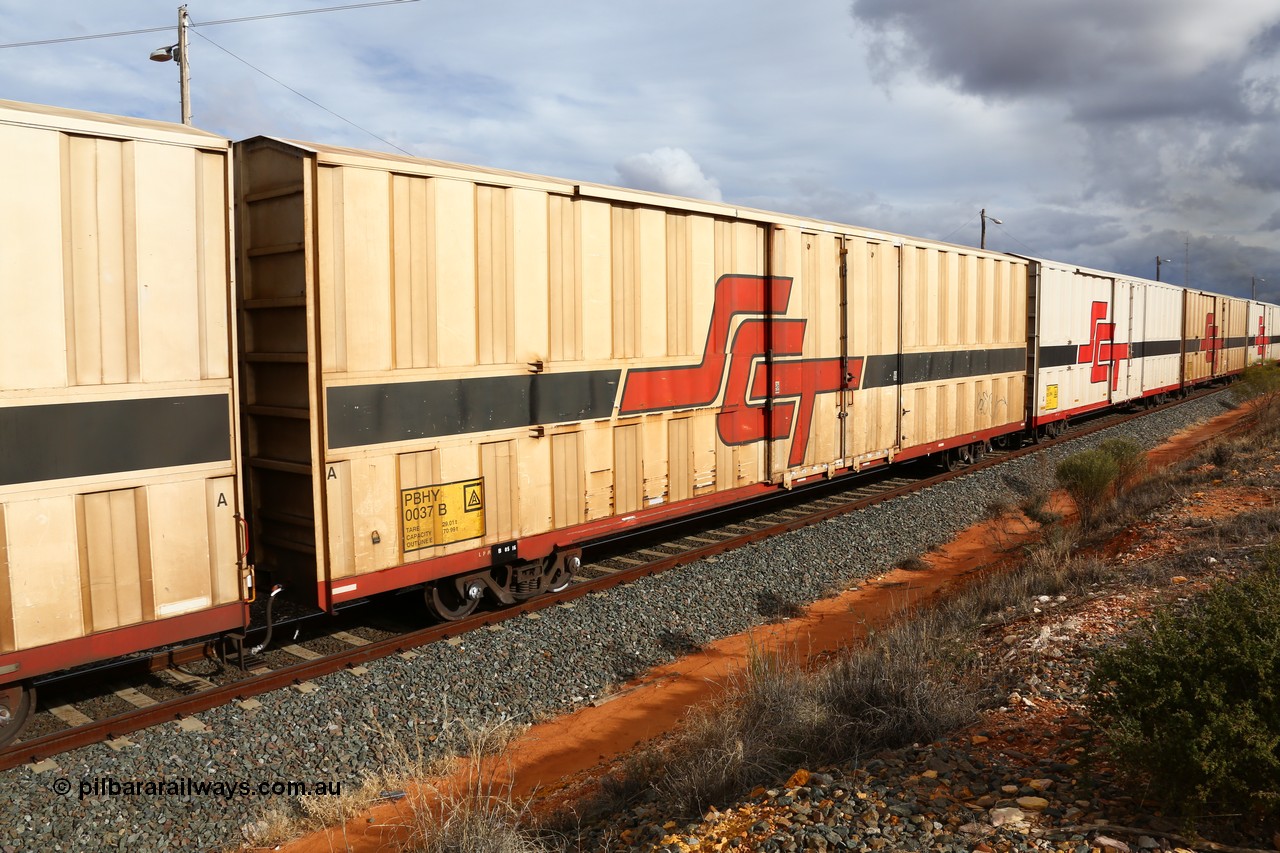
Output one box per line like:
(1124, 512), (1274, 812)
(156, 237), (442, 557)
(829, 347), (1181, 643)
(2, 0), (1276, 298)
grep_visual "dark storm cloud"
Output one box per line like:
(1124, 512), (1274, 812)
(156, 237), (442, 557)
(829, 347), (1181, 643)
(849, 0), (1279, 291)
(1228, 122), (1280, 191)
(850, 0), (1277, 125)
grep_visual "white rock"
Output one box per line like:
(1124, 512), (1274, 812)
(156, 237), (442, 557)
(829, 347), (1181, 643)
(989, 807), (1026, 827)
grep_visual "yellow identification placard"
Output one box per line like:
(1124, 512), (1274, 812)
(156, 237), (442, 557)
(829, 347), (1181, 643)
(1045, 384), (1059, 410)
(401, 477), (485, 552)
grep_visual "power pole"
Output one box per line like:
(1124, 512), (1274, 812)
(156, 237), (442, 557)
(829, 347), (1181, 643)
(980, 208), (1001, 250)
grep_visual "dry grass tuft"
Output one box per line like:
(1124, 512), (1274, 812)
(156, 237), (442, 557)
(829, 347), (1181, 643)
(397, 722), (544, 853)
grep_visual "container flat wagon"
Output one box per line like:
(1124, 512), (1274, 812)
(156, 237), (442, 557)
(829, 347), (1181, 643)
(0, 101), (248, 736)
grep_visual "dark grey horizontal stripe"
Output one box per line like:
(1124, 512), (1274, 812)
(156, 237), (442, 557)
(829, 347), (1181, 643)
(1130, 339), (1182, 358)
(0, 394), (232, 486)
(862, 347), (1026, 388)
(1041, 339), (1182, 368)
(1183, 337), (1250, 349)
(327, 370), (621, 449)
(1039, 345), (1078, 369)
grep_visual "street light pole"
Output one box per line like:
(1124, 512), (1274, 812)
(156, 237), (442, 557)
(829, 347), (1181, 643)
(980, 208), (1002, 250)
(150, 5), (192, 125)
(178, 5), (190, 126)
(1255, 276), (1266, 301)
(1156, 257), (1172, 282)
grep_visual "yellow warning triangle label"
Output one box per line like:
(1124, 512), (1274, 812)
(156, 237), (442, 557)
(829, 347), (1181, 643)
(464, 486), (482, 511)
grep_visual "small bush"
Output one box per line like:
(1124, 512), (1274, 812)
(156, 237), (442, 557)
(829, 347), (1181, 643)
(1088, 567), (1280, 821)
(1055, 449), (1119, 531)
(1233, 363), (1280, 432)
(1209, 441), (1236, 468)
(1097, 437), (1145, 491)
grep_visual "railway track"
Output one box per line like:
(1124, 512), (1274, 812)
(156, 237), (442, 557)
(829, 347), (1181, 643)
(0, 389), (1220, 771)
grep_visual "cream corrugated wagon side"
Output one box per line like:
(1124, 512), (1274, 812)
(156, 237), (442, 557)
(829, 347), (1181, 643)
(234, 137), (1028, 621)
(1024, 258), (1187, 438)
(0, 101), (249, 743)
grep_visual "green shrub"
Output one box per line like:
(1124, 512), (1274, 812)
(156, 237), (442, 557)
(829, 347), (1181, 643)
(1233, 363), (1280, 432)
(1097, 437), (1145, 491)
(1055, 449), (1119, 530)
(1088, 568), (1280, 820)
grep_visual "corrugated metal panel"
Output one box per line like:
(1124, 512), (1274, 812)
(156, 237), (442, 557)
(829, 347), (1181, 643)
(0, 98), (228, 150)
(1220, 295), (1249, 375)
(1183, 289), (1218, 384)
(1032, 261), (1116, 421)
(899, 246), (1026, 447)
(1136, 280), (1183, 394)
(1, 104), (242, 659)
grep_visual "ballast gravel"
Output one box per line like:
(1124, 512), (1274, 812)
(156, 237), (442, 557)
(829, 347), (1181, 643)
(0, 392), (1236, 853)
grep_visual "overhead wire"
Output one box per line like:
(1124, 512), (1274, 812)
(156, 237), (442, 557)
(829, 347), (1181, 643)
(189, 27), (414, 156)
(1, 2), (419, 157)
(938, 212), (979, 245)
(986, 221), (1037, 255)
(0, 0), (418, 49)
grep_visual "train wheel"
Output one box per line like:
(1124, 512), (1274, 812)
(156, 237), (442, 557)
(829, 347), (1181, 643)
(545, 554), (578, 594)
(426, 578), (482, 622)
(0, 682), (35, 747)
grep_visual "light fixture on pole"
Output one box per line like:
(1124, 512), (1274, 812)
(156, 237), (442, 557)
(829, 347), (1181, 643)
(980, 208), (1002, 250)
(1156, 257), (1173, 282)
(149, 5), (191, 125)
(1254, 276), (1266, 301)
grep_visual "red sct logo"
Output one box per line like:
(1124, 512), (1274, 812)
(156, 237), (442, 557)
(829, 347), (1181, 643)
(617, 275), (853, 468)
(1077, 301), (1128, 390)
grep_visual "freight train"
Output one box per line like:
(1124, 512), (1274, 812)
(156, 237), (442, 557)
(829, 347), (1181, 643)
(0, 99), (1272, 744)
